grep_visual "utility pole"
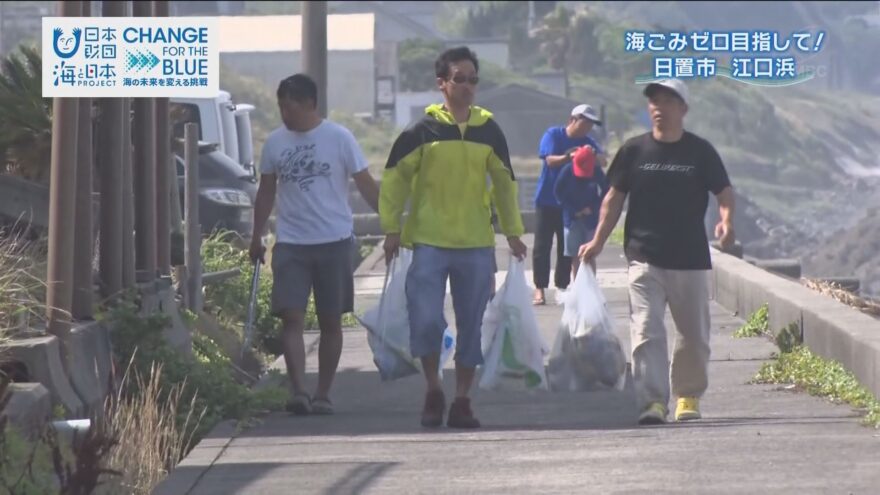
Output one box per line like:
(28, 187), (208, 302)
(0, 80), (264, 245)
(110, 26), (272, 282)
(133, 0), (157, 281)
(72, 0), (94, 320)
(46, 0), (82, 337)
(154, 0), (171, 276)
(98, 0), (125, 299)
(302, 1), (328, 117)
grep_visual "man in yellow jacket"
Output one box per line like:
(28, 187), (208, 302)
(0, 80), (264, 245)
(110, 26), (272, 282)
(380, 46), (527, 429)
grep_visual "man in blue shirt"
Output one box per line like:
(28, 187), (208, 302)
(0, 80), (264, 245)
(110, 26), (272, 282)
(533, 104), (606, 305)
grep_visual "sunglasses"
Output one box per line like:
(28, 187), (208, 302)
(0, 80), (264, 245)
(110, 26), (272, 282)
(448, 74), (479, 85)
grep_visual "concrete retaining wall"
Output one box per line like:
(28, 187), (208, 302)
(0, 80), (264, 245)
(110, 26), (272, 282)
(353, 210), (539, 237)
(711, 248), (880, 399)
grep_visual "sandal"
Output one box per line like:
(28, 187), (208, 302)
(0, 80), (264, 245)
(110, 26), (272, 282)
(311, 397), (334, 415)
(533, 289), (546, 305)
(285, 393), (312, 416)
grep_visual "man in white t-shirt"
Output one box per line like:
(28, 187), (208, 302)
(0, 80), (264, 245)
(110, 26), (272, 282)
(250, 73), (380, 416)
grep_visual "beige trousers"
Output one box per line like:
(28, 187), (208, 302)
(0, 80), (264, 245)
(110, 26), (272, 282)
(627, 261), (712, 411)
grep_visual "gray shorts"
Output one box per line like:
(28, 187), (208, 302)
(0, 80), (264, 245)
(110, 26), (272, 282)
(564, 222), (595, 258)
(270, 237), (355, 317)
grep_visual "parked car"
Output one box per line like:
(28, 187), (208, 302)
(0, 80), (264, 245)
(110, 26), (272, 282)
(170, 90), (257, 175)
(175, 142), (257, 244)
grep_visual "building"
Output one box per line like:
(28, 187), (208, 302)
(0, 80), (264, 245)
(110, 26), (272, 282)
(216, 14), (375, 115)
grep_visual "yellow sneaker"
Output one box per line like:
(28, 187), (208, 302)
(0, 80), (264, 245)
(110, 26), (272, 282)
(675, 397), (701, 421)
(638, 402), (668, 425)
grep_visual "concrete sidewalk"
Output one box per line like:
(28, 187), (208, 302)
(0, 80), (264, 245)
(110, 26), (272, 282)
(157, 235), (880, 495)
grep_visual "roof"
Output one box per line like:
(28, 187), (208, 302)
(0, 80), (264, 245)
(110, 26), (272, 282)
(476, 84), (581, 110)
(216, 14), (375, 53)
(331, 1), (442, 40)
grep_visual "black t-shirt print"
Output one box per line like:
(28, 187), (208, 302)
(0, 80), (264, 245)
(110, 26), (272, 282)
(606, 131), (731, 270)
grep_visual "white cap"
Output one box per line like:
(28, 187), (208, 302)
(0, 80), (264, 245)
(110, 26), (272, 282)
(571, 104), (602, 126)
(643, 78), (689, 105)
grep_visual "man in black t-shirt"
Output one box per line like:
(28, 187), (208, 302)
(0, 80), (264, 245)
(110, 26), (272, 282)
(579, 79), (735, 426)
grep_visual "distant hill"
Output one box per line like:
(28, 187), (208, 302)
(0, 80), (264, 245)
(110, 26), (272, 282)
(804, 208), (880, 296)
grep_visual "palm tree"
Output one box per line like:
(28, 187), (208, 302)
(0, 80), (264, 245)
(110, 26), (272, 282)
(530, 4), (575, 98)
(0, 44), (52, 183)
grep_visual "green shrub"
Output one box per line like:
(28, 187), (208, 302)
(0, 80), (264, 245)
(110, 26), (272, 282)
(0, 423), (57, 494)
(733, 303), (769, 338)
(754, 346), (880, 428)
(101, 297), (286, 447)
(200, 231), (357, 357)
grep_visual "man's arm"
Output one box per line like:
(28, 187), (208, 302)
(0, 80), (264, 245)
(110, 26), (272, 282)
(538, 129), (571, 169)
(380, 150), (417, 236)
(489, 125), (527, 259)
(353, 169), (380, 213)
(249, 173), (276, 262)
(252, 174), (276, 240)
(380, 129), (422, 262)
(544, 152), (574, 168)
(714, 185), (736, 249)
(592, 186), (626, 247)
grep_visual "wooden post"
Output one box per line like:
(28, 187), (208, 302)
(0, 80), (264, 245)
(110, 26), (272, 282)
(46, 0), (82, 337)
(121, 96), (135, 289)
(97, 0), (124, 299)
(71, 0), (94, 320)
(184, 123), (202, 312)
(154, 0), (171, 276)
(72, 95), (94, 319)
(133, 0), (157, 280)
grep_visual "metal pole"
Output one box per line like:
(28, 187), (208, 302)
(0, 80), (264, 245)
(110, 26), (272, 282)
(133, 0), (157, 280)
(72, 0), (94, 320)
(154, 0), (171, 276)
(46, 0), (82, 337)
(122, 96), (135, 289)
(184, 123), (202, 312)
(98, 0), (125, 299)
(302, 1), (328, 117)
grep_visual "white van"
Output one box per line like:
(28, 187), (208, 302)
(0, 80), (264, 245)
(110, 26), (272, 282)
(170, 90), (255, 174)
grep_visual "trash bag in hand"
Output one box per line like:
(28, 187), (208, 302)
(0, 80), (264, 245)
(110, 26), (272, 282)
(548, 264), (626, 391)
(356, 248), (455, 382)
(479, 256), (549, 391)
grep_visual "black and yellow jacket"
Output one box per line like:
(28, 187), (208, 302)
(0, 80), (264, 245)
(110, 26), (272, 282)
(379, 104), (525, 249)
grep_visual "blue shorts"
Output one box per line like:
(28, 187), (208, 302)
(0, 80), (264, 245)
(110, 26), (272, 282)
(405, 244), (494, 367)
(564, 222), (595, 258)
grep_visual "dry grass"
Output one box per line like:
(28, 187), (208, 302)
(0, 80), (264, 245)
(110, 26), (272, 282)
(98, 360), (205, 495)
(0, 228), (47, 363)
(801, 278), (880, 318)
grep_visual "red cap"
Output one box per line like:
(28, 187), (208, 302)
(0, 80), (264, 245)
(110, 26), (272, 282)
(573, 146), (595, 178)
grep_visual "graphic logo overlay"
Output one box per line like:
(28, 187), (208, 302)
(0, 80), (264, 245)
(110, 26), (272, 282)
(43, 17), (218, 97)
(626, 29), (826, 87)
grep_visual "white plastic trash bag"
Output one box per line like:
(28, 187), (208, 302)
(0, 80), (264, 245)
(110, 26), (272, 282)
(548, 264), (626, 391)
(356, 248), (455, 381)
(479, 256), (549, 391)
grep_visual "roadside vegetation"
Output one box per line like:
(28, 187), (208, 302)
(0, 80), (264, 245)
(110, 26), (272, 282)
(735, 303), (880, 428)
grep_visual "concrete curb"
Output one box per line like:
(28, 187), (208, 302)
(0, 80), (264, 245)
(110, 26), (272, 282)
(152, 419), (241, 495)
(5, 335), (84, 416)
(711, 248), (880, 398)
(4, 383), (51, 435)
(65, 322), (113, 416)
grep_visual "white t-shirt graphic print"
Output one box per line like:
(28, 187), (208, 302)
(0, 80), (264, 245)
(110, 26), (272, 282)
(259, 120), (368, 245)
